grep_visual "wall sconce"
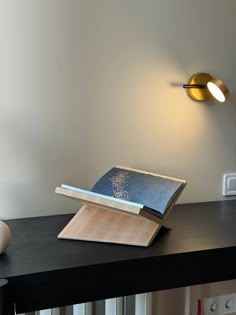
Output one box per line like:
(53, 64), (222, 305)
(183, 72), (230, 102)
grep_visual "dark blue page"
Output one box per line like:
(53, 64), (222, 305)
(92, 167), (184, 216)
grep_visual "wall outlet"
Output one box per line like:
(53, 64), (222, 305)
(204, 296), (221, 315)
(223, 174), (236, 196)
(204, 294), (236, 315)
(221, 294), (236, 314)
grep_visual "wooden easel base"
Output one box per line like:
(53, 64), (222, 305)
(58, 205), (163, 247)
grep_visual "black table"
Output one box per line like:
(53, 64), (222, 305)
(1, 200), (236, 314)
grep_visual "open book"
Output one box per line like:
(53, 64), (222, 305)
(55, 166), (186, 246)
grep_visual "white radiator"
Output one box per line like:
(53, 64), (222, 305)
(18, 293), (152, 315)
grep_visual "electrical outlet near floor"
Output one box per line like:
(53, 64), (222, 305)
(221, 294), (236, 314)
(204, 294), (236, 315)
(204, 296), (221, 315)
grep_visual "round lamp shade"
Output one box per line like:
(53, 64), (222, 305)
(207, 78), (230, 102)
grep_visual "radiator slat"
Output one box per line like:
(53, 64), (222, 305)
(124, 296), (135, 315)
(73, 303), (92, 315)
(135, 293), (152, 315)
(37, 308), (60, 315)
(105, 298), (123, 315)
(37, 310), (51, 315)
(184, 286), (191, 315)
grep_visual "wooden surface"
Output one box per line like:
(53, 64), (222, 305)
(58, 205), (160, 246)
(55, 187), (171, 236)
(1, 200), (236, 313)
(55, 186), (142, 214)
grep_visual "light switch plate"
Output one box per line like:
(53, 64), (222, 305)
(223, 174), (236, 196)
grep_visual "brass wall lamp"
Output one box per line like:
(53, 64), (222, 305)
(183, 72), (230, 102)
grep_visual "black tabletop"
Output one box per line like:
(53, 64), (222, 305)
(1, 200), (236, 313)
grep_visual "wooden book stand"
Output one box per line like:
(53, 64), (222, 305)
(56, 187), (171, 247)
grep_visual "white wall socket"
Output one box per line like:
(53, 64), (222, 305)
(204, 296), (221, 315)
(221, 294), (236, 314)
(204, 294), (236, 315)
(223, 174), (236, 196)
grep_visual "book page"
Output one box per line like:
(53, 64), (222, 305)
(92, 166), (186, 216)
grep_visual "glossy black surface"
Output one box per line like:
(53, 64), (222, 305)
(1, 200), (236, 313)
(0, 279), (13, 315)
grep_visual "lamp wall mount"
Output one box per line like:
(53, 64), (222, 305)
(183, 72), (230, 102)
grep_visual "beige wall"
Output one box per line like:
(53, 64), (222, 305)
(85, 0), (236, 204)
(0, 1), (89, 219)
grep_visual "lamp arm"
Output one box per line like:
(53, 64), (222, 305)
(183, 84), (206, 89)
